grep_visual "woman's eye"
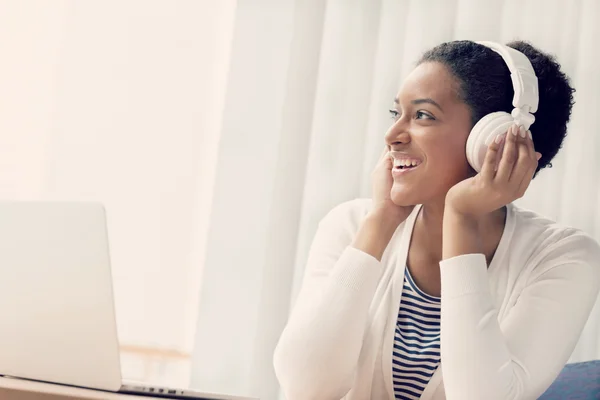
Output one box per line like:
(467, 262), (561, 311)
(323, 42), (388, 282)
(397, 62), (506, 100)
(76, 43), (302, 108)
(416, 110), (434, 120)
(389, 109), (433, 121)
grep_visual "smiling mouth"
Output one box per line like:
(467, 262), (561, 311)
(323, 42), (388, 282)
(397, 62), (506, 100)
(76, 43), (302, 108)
(394, 165), (418, 170)
(392, 159), (422, 171)
(391, 161), (422, 176)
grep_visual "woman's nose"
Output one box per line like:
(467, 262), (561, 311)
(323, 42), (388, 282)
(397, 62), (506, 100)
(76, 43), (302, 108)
(385, 120), (411, 146)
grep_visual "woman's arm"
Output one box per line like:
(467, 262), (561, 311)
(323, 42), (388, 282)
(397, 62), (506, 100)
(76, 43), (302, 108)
(273, 200), (403, 400)
(439, 213), (600, 400)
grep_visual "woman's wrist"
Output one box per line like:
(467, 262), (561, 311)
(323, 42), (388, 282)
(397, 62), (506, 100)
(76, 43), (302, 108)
(442, 205), (483, 260)
(352, 205), (408, 261)
(370, 200), (412, 224)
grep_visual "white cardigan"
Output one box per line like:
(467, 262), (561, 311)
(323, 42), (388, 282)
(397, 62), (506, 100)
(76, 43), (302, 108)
(273, 199), (600, 400)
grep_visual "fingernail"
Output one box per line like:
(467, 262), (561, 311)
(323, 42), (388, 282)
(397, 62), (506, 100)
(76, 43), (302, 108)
(519, 126), (526, 138)
(495, 132), (505, 143)
(536, 153), (542, 161)
(511, 125), (518, 136)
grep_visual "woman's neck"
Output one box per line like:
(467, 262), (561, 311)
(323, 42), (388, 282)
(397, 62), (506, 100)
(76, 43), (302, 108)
(416, 199), (507, 264)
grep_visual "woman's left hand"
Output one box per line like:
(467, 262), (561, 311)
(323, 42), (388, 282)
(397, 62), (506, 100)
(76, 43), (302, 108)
(445, 124), (542, 218)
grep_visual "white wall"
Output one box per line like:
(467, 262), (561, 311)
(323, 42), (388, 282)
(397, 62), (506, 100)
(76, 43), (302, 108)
(0, 0), (236, 354)
(0, 1), (69, 198)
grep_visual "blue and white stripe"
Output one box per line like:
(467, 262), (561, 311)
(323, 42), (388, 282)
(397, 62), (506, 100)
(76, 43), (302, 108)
(392, 267), (441, 399)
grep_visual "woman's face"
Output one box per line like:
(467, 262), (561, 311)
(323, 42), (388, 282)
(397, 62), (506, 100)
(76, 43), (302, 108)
(386, 61), (474, 207)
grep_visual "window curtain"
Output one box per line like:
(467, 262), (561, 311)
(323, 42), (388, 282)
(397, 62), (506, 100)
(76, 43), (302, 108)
(191, 1), (600, 399)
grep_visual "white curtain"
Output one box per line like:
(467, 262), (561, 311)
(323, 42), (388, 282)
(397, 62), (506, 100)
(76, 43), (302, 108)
(193, 0), (600, 398)
(2, 1), (599, 400)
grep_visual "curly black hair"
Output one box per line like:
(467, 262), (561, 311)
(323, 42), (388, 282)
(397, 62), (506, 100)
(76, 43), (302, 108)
(417, 40), (575, 178)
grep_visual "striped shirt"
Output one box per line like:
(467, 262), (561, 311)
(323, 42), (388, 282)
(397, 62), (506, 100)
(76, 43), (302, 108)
(392, 266), (441, 399)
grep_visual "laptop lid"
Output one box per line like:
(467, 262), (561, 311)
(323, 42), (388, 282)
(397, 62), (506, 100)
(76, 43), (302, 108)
(0, 202), (122, 391)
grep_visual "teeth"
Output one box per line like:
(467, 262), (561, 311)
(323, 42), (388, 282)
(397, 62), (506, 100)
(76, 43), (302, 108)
(393, 158), (421, 167)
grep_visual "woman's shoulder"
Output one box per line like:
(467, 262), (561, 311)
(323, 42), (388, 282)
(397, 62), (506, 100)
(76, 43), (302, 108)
(509, 203), (600, 275)
(511, 203), (599, 247)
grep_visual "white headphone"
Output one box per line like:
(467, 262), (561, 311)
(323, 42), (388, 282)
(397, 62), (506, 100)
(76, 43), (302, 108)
(465, 41), (539, 172)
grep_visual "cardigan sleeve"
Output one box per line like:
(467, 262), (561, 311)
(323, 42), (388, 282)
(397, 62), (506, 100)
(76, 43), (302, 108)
(439, 232), (600, 400)
(273, 200), (384, 400)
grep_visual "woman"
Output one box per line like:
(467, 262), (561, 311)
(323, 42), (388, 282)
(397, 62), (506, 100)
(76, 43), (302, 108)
(273, 40), (600, 400)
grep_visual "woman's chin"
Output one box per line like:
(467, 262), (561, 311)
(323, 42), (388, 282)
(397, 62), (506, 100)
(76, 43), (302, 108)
(390, 186), (418, 207)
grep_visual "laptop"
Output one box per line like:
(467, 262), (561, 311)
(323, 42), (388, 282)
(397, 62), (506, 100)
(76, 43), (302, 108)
(0, 201), (256, 400)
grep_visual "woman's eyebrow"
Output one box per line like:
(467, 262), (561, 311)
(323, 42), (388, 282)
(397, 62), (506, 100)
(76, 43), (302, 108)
(394, 97), (444, 112)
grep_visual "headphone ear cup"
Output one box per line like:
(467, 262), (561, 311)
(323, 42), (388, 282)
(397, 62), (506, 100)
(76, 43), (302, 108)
(466, 112), (514, 172)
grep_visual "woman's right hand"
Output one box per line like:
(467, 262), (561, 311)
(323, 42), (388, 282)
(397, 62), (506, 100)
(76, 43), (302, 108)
(351, 147), (414, 260)
(371, 146), (414, 223)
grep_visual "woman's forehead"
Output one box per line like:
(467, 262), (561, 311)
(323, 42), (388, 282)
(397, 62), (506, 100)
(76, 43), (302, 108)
(396, 62), (461, 106)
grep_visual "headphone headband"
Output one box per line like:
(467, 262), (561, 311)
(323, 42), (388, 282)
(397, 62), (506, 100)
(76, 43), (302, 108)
(465, 41), (541, 172)
(476, 41), (539, 117)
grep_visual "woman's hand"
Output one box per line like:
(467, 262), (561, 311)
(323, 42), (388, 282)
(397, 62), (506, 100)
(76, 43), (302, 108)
(371, 146), (414, 222)
(445, 124), (542, 218)
(351, 147), (415, 261)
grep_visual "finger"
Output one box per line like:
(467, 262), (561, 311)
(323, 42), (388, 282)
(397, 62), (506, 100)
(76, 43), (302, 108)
(517, 161), (537, 197)
(383, 152), (393, 170)
(515, 127), (542, 196)
(379, 146), (394, 172)
(379, 146), (392, 166)
(495, 124), (519, 182)
(494, 139), (505, 172)
(511, 127), (533, 184)
(380, 145), (389, 158)
(481, 131), (505, 181)
(525, 129), (536, 161)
